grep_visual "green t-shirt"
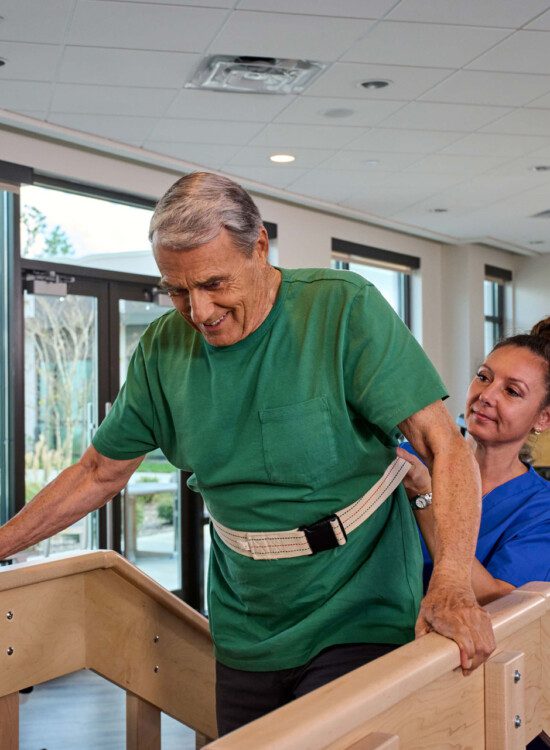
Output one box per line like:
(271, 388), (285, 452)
(93, 268), (447, 671)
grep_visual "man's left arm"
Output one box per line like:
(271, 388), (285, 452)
(398, 400), (496, 674)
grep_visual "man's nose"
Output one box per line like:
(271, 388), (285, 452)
(188, 290), (214, 324)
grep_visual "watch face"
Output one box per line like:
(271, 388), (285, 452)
(414, 493), (432, 509)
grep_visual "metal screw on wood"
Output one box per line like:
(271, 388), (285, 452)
(154, 665), (160, 673)
(6, 611), (13, 620)
(153, 635), (160, 643)
(6, 646), (14, 655)
(514, 670), (521, 683)
(514, 715), (522, 729)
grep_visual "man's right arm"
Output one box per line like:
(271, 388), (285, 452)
(0, 446), (144, 559)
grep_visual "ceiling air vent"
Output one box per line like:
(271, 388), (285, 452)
(186, 55), (326, 95)
(531, 210), (550, 218)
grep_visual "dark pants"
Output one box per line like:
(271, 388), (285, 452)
(216, 642), (397, 736)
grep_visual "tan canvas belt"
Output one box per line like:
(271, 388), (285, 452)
(210, 457), (410, 560)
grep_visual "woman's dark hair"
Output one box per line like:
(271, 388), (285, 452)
(493, 316), (550, 408)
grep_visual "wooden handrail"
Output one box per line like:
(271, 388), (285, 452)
(0, 552), (549, 749)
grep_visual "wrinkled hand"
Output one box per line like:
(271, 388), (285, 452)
(416, 573), (496, 675)
(396, 446), (432, 498)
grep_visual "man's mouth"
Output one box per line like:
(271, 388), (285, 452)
(202, 312), (228, 329)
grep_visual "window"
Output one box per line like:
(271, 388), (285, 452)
(331, 238), (419, 327)
(484, 265), (512, 355)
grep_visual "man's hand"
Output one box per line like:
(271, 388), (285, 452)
(416, 572), (496, 675)
(396, 446), (431, 498)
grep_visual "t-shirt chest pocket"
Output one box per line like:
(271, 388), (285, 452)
(259, 396), (337, 486)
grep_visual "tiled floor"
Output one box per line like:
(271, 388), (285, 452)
(19, 669), (196, 750)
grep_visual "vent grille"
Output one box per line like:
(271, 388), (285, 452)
(186, 55), (326, 94)
(531, 210), (550, 218)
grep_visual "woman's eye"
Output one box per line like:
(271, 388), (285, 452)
(507, 388), (521, 398)
(476, 372), (488, 382)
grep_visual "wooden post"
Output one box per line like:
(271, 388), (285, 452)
(485, 651), (525, 750)
(347, 733), (400, 749)
(126, 691), (161, 750)
(196, 731), (214, 749)
(0, 692), (19, 750)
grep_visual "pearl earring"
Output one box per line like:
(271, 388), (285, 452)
(534, 429), (541, 436)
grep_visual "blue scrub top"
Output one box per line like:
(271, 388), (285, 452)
(401, 442), (550, 588)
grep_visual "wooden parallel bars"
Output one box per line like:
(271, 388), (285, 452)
(0, 552), (549, 750)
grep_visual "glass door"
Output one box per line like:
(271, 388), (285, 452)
(112, 286), (182, 592)
(22, 275), (108, 556)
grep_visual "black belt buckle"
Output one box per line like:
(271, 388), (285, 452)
(299, 514), (347, 555)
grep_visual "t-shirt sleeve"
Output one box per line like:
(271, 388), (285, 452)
(344, 282), (448, 435)
(92, 342), (158, 460)
(486, 520), (550, 586)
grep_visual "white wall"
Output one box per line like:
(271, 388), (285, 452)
(0, 127), (543, 419)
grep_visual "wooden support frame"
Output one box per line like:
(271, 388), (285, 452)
(485, 651), (525, 749)
(0, 692), (19, 750)
(126, 692), (161, 750)
(0, 552), (549, 750)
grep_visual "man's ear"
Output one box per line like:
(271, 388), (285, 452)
(254, 226), (269, 263)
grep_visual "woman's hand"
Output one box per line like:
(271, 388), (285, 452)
(396, 446), (432, 499)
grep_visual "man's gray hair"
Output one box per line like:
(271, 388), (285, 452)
(149, 172), (263, 256)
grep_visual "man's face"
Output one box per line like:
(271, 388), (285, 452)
(154, 228), (271, 347)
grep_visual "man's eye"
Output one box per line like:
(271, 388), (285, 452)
(167, 289), (182, 298)
(205, 281), (221, 290)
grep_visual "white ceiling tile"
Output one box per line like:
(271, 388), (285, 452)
(342, 22), (510, 68)
(381, 101), (512, 131)
(223, 164), (307, 189)
(250, 123), (362, 149)
(403, 153), (510, 176)
(481, 108), (550, 136)
(0, 0), (74, 44)
(51, 84), (177, 116)
(58, 47), (200, 87)
(236, 0), (397, 18)
(165, 89), (295, 122)
(523, 142), (550, 159)
(342, 188), (439, 216)
(525, 7), (550, 29)
(68, 1), (228, 52)
(482, 156), (550, 177)
(287, 169), (388, 201)
(387, 0), (550, 28)
(345, 128), (464, 153)
(375, 172), (467, 191)
(320, 150), (422, 171)
(209, 11), (374, 61)
(47, 113), (157, 142)
(525, 89), (550, 108)
(0, 80), (53, 110)
(11, 109), (48, 120)
(92, 0), (236, 5)
(227, 145), (335, 169)
(274, 96), (405, 127)
(303, 62), (453, 101)
(149, 117), (264, 144)
(420, 70), (550, 107)
(142, 141), (242, 168)
(467, 31), (550, 74)
(0, 42), (62, 81)
(441, 133), (550, 157)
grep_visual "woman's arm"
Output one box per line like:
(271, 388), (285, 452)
(396, 446), (515, 605)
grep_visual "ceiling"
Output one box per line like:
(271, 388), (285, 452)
(2, 1), (550, 255)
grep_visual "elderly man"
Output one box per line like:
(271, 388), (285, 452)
(0, 172), (494, 735)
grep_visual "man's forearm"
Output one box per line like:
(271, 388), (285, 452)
(429, 437), (481, 584)
(0, 457), (130, 559)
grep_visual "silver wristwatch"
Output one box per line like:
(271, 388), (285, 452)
(411, 492), (432, 509)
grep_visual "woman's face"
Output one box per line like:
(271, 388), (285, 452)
(465, 345), (550, 448)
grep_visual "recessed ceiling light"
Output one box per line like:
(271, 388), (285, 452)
(360, 79), (391, 90)
(322, 107), (354, 118)
(531, 165), (550, 172)
(429, 208), (448, 213)
(270, 154), (295, 164)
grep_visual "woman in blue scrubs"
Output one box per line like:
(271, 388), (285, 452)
(399, 317), (550, 749)
(399, 317), (550, 604)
